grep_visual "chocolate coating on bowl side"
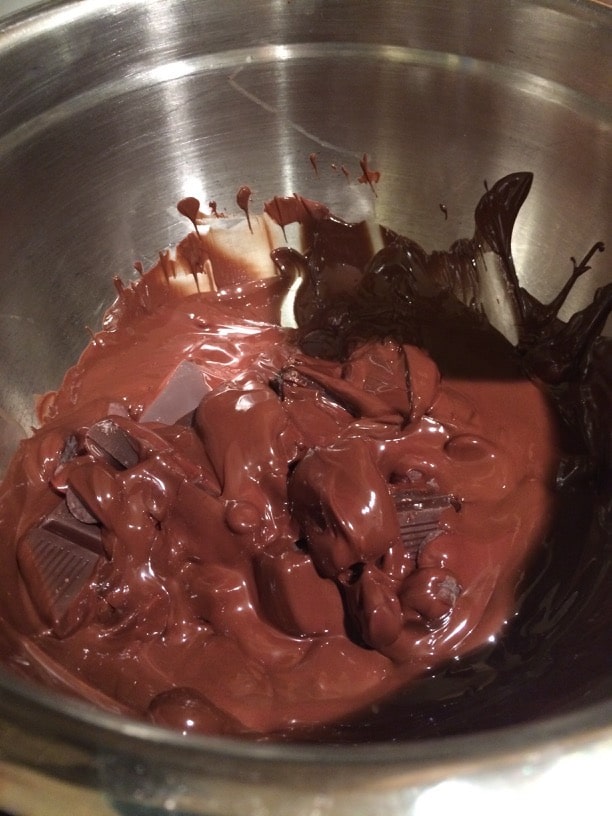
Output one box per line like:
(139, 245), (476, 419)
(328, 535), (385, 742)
(0, 173), (609, 739)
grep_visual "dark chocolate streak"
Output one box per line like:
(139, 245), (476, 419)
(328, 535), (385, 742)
(0, 173), (609, 741)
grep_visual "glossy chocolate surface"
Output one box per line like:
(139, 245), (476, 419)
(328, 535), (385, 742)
(0, 174), (609, 739)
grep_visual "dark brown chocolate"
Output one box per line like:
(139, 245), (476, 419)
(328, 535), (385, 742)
(0, 173), (609, 741)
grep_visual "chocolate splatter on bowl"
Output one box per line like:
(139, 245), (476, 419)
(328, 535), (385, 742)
(0, 0), (609, 814)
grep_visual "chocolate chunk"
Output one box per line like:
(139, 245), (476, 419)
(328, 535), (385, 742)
(85, 419), (139, 469)
(65, 486), (99, 526)
(16, 527), (100, 637)
(393, 490), (460, 555)
(139, 361), (210, 425)
(42, 500), (103, 555)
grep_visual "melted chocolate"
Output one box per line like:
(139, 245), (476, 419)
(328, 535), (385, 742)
(0, 173), (609, 740)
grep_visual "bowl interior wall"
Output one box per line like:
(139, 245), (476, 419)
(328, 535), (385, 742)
(0, 0), (610, 762)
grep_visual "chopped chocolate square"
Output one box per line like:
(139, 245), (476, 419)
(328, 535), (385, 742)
(42, 500), (103, 555)
(17, 527), (100, 637)
(85, 419), (139, 469)
(393, 490), (460, 555)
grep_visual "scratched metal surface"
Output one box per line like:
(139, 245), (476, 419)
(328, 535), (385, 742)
(0, 0), (610, 433)
(0, 1), (610, 815)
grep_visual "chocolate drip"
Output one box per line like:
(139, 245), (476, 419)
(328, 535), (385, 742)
(236, 185), (253, 232)
(357, 153), (381, 195)
(177, 197), (202, 234)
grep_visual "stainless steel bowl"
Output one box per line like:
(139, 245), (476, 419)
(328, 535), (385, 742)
(0, 1), (610, 813)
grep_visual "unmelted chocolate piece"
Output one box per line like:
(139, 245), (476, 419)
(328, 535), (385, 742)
(65, 486), (99, 526)
(43, 500), (103, 554)
(85, 419), (139, 469)
(139, 361), (210, 425)
(393, 490), (460, 555)
(17, 526), (100, 637)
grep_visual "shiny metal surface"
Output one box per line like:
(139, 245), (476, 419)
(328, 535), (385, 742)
(0, 0), (610, 813)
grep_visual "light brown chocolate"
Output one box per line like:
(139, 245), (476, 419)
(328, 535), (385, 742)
(0, 173), (609, 739)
